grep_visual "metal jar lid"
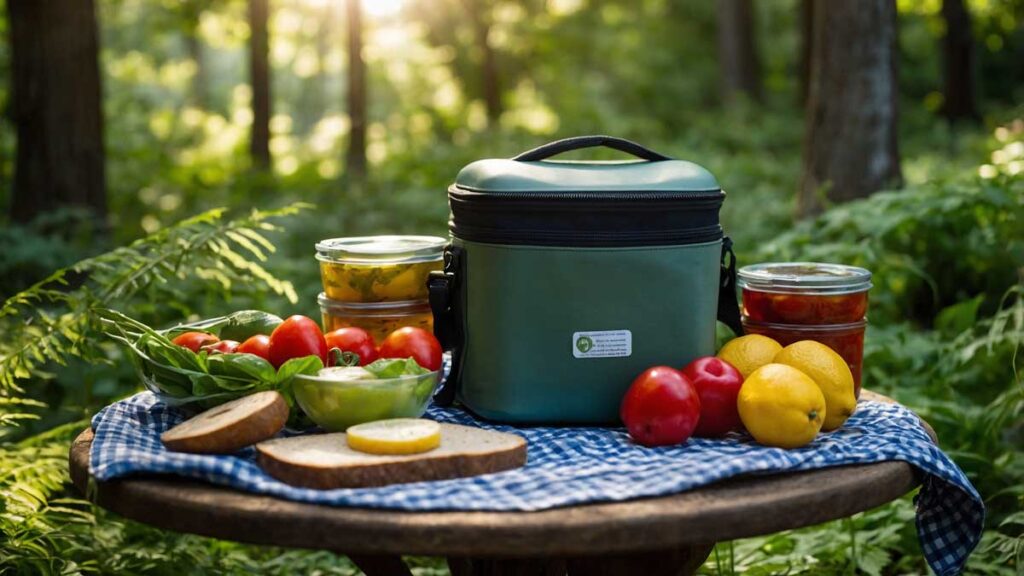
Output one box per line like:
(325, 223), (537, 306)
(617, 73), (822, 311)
(737, 262), (873, 295)
(315, 235), (446, 264)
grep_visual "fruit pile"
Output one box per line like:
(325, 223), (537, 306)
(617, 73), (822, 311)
(620, 334), (857, 449)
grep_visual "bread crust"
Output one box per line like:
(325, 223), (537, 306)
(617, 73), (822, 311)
(161, 391), (289, 454)
(256, 427), (527, 489)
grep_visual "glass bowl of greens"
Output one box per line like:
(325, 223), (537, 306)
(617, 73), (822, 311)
(291, 358), (440, 432)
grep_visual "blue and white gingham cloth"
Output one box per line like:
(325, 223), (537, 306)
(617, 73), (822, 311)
(91, 392), (983, 575)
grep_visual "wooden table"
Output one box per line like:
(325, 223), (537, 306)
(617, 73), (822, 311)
(69, 391), (931, 576)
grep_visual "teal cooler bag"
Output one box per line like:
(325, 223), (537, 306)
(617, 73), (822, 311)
(429, 136), (742, 424)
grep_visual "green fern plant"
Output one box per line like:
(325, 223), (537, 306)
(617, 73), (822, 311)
(0, 204), (313, 575)
(0, 204), (307, 395)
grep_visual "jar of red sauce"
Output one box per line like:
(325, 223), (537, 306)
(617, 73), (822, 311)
(737, 262), (872, 397)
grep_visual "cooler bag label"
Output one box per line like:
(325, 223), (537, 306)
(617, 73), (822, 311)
(572, 330), (632, 359)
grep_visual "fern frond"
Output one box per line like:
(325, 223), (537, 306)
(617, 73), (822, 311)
(0, 203), (310, 395)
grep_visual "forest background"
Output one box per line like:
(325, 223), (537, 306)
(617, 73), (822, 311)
(0, 0), (1022, 574)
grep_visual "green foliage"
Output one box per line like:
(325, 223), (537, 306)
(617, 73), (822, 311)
(0, 205), (320, 575)
(757, 172), (1023, 326)
(0, 205), (305, 396)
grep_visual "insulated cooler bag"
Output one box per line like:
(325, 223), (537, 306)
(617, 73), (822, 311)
(429, 136), (742, 424)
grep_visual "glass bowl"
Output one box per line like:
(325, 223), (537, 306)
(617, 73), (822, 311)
(291, 369), (441, 432)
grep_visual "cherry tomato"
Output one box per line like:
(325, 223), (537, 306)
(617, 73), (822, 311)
(237, 334), (271, 360)
(268, 315), (329, 368)
(377, 327), (442, 371)
(324, 327), (378, 366)
(620, 366), (701, 447)
(681, 357), (744, 438)
(171, 331), (219, 352)
(202, 340), (240, 354)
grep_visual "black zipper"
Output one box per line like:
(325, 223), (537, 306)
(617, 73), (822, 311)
(447, 185), (725, 247)
(449, 185), (724, 202)
(450, 223), (722, 247)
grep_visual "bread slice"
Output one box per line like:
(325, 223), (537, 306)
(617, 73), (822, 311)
(161, 391), (288, 454)
(256, 423), (527, 489)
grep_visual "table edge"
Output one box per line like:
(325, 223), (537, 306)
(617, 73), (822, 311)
(70, 430), (921, 557)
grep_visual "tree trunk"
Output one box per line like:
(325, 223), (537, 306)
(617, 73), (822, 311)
(716, 0), (761, 103)
(248, 0), (272, 170)
(940, 0), (978, 122)
(345, 0), (367, 184)
(464, 0), (501, 125)
(186, 22), (207, 108)
(313, 5), (331, 121)
(798, 0), (813, 107)
(8, 0), (106, 223)
(797, 0), (901, 217)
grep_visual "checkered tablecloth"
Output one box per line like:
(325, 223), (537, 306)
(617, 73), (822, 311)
(90, 392), (983, 575)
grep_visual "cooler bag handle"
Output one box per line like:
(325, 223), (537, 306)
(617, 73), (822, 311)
(718, 236), (745, 337)
(428, 245), (464, 406)
(428, 240), (745, 407)
(512, 135), (672, 162)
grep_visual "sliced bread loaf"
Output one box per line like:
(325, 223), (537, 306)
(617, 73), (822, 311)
(161, 390), (288, 454)
(256, 423), (527, 489)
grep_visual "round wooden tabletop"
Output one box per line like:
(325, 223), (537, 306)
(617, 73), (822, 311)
(69, 390), (928, 561)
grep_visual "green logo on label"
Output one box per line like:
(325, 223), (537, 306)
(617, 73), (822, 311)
(576, 335), (594, 353)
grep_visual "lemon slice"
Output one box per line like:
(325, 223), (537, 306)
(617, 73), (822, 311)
(346, 419), (441, 455)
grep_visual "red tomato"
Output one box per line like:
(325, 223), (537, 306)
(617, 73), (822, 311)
(202, 340), (240, 354)
(681, 356), (744, 438)
(620, 366), (701, 447)
(377, 327), (442, 371)
(171, 331), (219, 352)
(324, 327), (378, 366)
(268, 315), (329, 368)
(236, 334), (271, 360)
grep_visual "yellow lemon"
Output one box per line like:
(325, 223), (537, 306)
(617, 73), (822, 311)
(717, 334), (783, 378)
(774, 340), (857, 431)
(738, 364), (825, 449)
(346, 419), (441, 455)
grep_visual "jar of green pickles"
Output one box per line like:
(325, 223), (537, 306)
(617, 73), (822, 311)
(315, 236), (446, 303)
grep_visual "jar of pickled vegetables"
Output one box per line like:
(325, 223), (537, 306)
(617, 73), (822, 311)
(316, 236), (447, 303)
(737, 262), (872, 396)
(318, 293), (434, 343)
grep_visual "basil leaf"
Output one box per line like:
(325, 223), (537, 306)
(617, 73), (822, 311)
(363, 357), (430, 378)
(274, 355), (325, 384)
(206, 353), (277, 381)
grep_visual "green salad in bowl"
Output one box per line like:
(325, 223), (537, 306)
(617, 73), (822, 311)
(292, 357), (440, 431)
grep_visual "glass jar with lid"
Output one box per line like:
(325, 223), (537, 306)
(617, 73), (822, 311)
(316, 235), (447, 303)
(318, 294), (433, 343)
(737, 262), (872, 396)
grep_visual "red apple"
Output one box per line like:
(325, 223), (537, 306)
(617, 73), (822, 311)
(620, 366), (701, 447)
(681, 356), (744, 437)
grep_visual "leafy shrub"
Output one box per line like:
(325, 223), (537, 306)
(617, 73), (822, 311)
(746, 123), (1024, 573)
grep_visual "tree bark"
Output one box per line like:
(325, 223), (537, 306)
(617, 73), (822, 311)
(8, 0), (106, 224)
(798, 0), (813, 107)
(313, 5), (331, 122)
(345, 0), (367, 184)
(940, 0), (979, 122)
(249, 0), (272, 170)
(181, 1), (207, 109)
(464, 0), (501, 125)
(716, 0), (761, 103)
(186, 22), (207, 108)
(798, 0), (901, 217)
